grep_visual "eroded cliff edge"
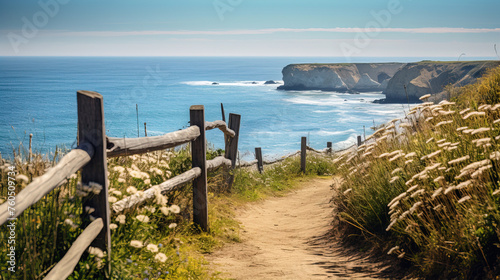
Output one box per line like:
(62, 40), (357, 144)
(278, 61), (500, 103)
(278, 63), (405, 92)
(383, 61), (500, 102)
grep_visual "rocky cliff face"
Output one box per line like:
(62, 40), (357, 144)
(383, 61), (500, 102)
(278, 63), (404, 92)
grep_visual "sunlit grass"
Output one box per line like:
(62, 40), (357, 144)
(332, 66), (500, 279)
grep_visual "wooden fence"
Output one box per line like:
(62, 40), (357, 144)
(0, 90), (240, 279)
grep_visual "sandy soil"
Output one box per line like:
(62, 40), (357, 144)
(208, 177), (392, 279)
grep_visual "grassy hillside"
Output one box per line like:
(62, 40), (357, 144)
(332, 66), (500, 279)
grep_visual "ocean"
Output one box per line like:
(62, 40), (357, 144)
(0, 56), (459, 161)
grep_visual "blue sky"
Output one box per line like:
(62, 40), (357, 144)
(1, 0), (499, 57)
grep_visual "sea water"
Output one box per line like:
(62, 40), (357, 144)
(0, 56), (444, 161)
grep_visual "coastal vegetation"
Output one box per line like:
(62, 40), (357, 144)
(0, 143), (334, 279)
(332, 66), (500, 279)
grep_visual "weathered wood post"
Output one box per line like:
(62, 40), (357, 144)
(221, 103), (226, 123)
(301, 137), (306, 173)
(77, 90), (111, 272)
(144, 122), (147, 137)
(190, 105), (209, 232)
(29, 133), (33, 162)
(357, 135), (362, 146)
(327, 142), (332, 154)
(255, 147), (263, 173)
(225, 113), (241, 189)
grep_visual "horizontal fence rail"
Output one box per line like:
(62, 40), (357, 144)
(0, 142), (94, 226)
(1, 90), (241, 279)
(111, 168), (202, 213)
(205, 120), (236, 137)
(44, 218), (104, 280)
(206, 156), (232, 171)
(106, 126), (201, 157)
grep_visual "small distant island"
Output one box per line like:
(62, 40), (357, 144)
(278, 61), (500, 103)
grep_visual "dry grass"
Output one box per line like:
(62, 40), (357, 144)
(332, 66), (500, 279)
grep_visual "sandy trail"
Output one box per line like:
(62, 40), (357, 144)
(208, 177), (390, 279)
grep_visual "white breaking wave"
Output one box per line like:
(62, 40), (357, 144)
(182, 80), (283, 86)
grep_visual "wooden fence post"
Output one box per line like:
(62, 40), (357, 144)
(221, 103), (226, 123)
(190, 105), (209, 232)
(255, 147), (263, 173)
(225, 113), (241, 188)
(144, 122), (147, 137)
(327, 142), (332, 154)
(357, 135), (362, 146)
(301, 137), (306, 173)
(77, 90), (111, 272)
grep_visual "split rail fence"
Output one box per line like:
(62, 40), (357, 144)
(0, 90), (240, 279)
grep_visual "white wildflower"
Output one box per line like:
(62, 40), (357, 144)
(115, 214), (126, 224)
(64, 219), (78, 229)
(108, 196), (117, 203)
(126, 186), (138, 194)
(136, 215), (149, 223)
(88, 247), (105, 258)
(169, 205), (181, 214)
(490, 151), (500, 160)
(112, 190), (122, 196)
(130, 240), (144, 248)
(160, 206), (170, 216)
(169, 223), (177, 229)
(154, 253), (168, 263)
(147, 244), (159, 253)
(85, 206), (95, 214)
(109, 223), (118, 230)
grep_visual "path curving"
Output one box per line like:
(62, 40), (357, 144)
(208, 177), (390, 279)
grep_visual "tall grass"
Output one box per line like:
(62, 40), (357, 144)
(333, 66), (500, 279)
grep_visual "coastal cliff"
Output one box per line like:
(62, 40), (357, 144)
(278, 63), (404, 92)
(278, 61), (500, 103)
(383, 61), (500, 102)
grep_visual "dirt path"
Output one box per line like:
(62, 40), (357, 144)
(208, 177), (390, 279)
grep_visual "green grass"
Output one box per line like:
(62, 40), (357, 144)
(332, 66), (500, 279)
